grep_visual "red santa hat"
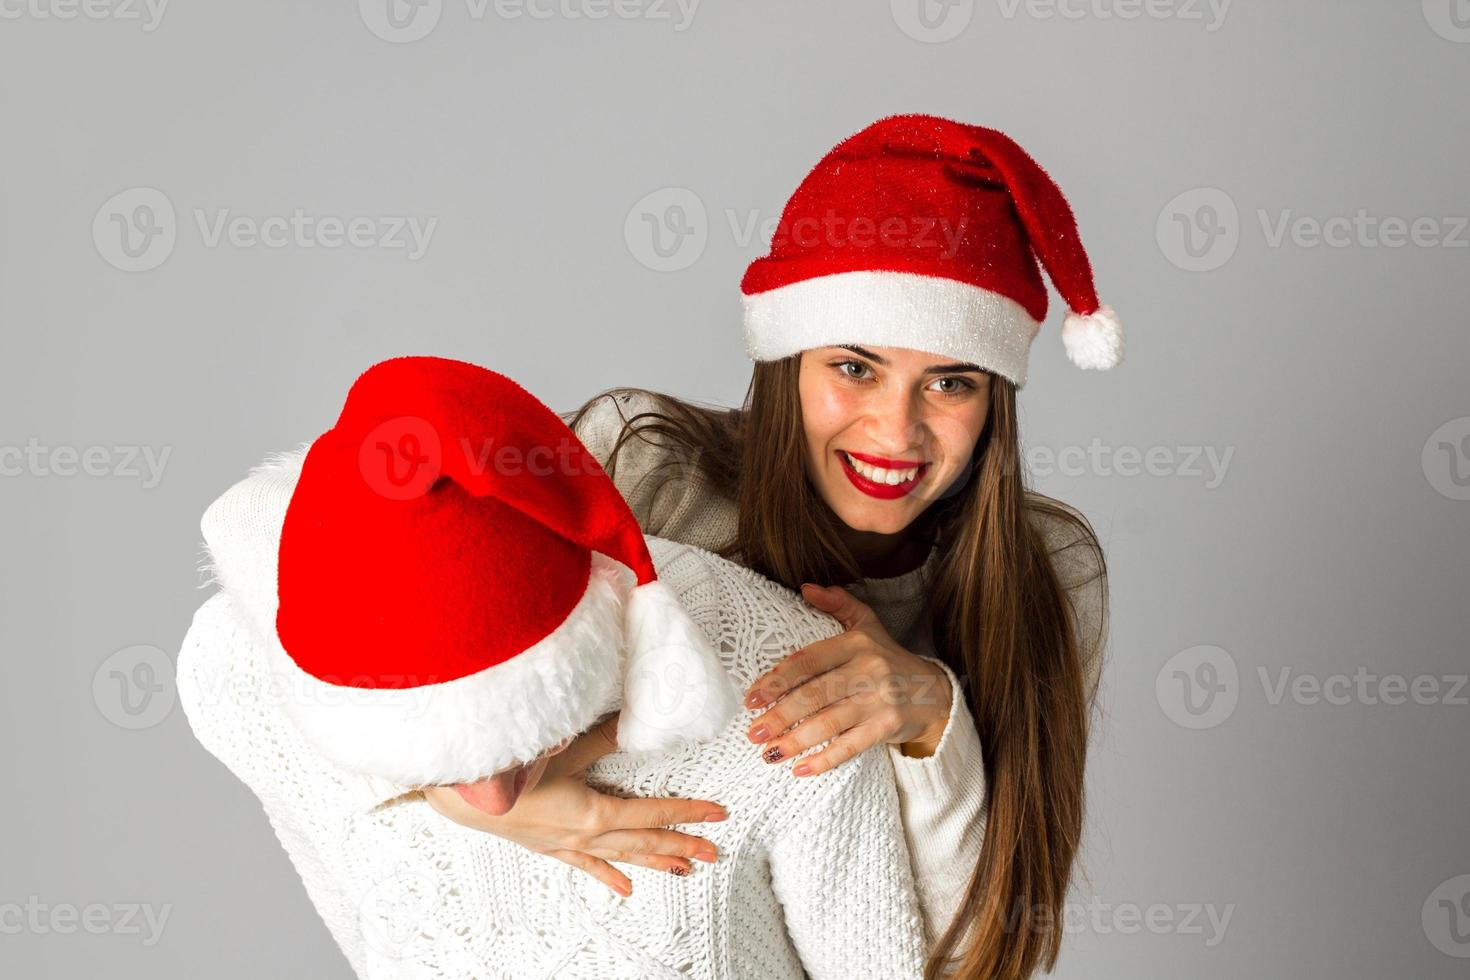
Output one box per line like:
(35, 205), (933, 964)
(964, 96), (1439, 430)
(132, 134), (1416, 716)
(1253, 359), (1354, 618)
(740, 113), (1123, 388)
(271, 356), (740, 787)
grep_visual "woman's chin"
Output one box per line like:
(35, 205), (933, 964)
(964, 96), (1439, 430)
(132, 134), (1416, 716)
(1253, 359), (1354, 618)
(828, 497), (919, 536)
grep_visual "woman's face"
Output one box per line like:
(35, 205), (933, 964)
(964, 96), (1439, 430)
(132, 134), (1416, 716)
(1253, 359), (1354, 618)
(798, 345), (991, 536)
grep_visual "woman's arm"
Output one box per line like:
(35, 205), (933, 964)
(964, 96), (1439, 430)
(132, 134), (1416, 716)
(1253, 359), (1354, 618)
(886, 655), (987, 951)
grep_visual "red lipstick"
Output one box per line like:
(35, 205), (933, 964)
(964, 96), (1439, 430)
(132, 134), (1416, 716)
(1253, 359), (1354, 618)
(836, 450), (928, 500)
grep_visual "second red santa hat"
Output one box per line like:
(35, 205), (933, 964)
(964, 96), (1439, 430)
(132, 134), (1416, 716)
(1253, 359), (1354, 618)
(741, 113), (1123, 388)
(272, 355), (740, 787)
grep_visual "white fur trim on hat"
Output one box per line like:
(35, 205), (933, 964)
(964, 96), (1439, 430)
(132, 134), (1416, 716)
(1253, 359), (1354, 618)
(742, 269), (1041, 388)
(1062, 304), (1124, 370)
(265, 553), (629, 788)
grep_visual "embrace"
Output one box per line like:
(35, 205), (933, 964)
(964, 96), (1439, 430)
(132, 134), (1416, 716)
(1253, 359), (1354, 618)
(176, 113), (1118, 980)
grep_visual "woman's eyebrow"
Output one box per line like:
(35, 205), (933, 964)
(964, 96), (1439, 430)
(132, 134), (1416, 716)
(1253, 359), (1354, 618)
(924, 363), (986, 375)
(836, 344), (984, 374)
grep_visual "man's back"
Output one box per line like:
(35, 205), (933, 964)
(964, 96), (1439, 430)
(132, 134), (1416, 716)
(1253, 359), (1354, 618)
(178, 456), (928, 979)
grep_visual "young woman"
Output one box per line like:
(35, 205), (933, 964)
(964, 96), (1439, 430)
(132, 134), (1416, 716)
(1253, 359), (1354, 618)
(469, 113), (1121, 980)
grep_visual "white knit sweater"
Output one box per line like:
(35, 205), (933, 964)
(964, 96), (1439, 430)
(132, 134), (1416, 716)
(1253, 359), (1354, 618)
(179, 498), (930, 978)
(178, 390), (1107, 976)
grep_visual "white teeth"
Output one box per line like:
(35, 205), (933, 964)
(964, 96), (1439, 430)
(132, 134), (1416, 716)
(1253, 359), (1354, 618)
(842, 451), (919, 484)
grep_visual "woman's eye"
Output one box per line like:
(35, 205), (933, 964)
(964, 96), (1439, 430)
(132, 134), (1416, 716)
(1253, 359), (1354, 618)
(932, 377), (975, 397)
(836, 360), (870, 380)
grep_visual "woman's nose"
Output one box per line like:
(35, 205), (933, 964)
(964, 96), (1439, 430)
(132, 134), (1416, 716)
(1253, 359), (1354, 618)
(860, 390), (925, 455)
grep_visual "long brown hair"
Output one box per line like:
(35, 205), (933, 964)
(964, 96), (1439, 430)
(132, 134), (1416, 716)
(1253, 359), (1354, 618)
(568, 355), (1106, 980)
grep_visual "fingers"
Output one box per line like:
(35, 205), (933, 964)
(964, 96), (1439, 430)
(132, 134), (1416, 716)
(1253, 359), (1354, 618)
(600, 795), (728, 830)
(592, 828), (719, 869)
(753, 698), (871, 767)
(747, 665), (860, 748)
(550, 711), (621, 775)
(547, 849), (633, 898)
(786, 723), (884, 778)
(744, 635), (854, 711)
(798, 582), (881, 632)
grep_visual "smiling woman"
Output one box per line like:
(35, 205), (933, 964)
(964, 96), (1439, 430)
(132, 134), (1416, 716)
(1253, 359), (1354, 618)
(548, 114), (1121, 980)
(800, 344), (991, 537)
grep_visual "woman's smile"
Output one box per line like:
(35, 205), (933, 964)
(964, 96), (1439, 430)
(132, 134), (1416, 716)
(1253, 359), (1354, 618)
(836, 449), (930, 499)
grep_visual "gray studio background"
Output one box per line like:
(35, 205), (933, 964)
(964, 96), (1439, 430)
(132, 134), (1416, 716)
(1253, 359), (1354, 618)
(2, 2), (1467, 977)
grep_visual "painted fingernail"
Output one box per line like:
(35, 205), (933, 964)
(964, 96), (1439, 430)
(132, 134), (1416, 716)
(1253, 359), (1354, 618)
(763, 746), (783, 763)
(745, 691), (765, 709)
(749, 725), (770, 742)
(793, 763), (812, 777)
(669, 865), (689, 877)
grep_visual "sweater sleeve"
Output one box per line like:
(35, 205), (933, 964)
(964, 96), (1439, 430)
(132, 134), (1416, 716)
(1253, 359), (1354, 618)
(886, 654), (987, 951)
(1035, 497), (1111, 709)
(768, 753), (928, 979)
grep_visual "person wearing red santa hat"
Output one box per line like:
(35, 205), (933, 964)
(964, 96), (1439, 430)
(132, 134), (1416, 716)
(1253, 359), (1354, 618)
(549, 113), (1119, 978)
(267, 355), (740, 814)
(181, 113), (1119, 979)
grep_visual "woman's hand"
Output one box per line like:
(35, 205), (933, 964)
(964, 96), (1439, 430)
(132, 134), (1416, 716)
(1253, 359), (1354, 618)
(742, 583), (954, 775)
(421, 712), (727, 897)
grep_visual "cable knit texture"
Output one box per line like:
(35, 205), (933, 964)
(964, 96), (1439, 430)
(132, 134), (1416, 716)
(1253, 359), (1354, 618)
(570, 390), (1109, 949)
(179, 387), (1108, 970)
(179, 533), (929, 979)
